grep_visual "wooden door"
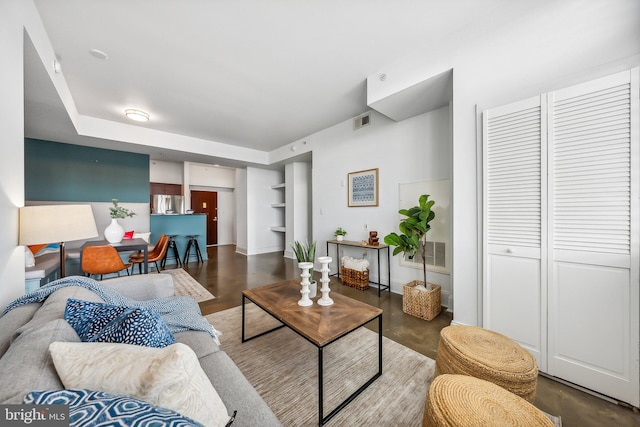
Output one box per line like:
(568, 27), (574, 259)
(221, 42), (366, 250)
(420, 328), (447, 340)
(191, 190), (218, 245)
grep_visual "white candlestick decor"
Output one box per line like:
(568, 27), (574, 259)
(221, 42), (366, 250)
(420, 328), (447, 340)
(317, 256), (334, 306)
(298, 261), (314, 306)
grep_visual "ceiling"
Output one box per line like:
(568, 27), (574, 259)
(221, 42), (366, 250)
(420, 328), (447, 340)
(25, 0), (553, 167)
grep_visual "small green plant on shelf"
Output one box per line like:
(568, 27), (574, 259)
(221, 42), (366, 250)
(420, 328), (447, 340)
(109, 199), (137, 219)
(291, 239), (317, 278)
(334, 227), (348, 237)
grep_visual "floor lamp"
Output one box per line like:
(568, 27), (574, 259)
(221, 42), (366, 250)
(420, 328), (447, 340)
(19, 205), (99, 278)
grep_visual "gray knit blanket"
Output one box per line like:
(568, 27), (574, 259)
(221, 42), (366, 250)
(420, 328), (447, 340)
(2, 276), (221, 344)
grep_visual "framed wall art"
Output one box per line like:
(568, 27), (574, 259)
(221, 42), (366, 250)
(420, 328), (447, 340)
(348, 168), (379, 207)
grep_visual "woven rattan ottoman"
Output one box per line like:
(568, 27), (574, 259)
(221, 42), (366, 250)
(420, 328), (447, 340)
(422, 374), (554, 427)
(435, 325), (538, 402)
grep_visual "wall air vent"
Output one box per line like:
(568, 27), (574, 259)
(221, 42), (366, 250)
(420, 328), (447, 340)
(353, 113), (371, 130)
(400, 241), (448, 273)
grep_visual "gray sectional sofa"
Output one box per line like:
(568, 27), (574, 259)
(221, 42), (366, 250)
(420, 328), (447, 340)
(0, 274), (281, 426)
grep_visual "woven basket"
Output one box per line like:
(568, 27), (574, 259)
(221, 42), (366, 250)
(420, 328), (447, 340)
(403, 281), (441, 321)
(434, 325), (538, 403)
(423, 374), (554, 427)
(340, 266), (370, 290)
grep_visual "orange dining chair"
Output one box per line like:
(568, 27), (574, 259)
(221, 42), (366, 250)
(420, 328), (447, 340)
(82, 245), (131, 280)
(129, 234), (170, 274)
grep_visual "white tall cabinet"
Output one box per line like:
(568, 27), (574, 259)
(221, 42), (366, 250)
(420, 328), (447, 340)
(483, 69), (639, 407)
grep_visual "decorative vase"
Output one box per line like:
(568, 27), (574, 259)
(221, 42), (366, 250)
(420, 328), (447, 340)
(298, 262), (314, 306)
(336, 235), (344, 241)
(104, 218), (125, 243)
(309, 280), (317, 299)
(317, 256), (334, 306)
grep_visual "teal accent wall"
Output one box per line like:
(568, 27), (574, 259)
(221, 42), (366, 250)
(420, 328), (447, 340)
(25, 139), (149, 202)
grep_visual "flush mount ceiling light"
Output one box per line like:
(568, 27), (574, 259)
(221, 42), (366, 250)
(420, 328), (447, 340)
(124, 109), (150, 122)
(89, 49), (109, 60)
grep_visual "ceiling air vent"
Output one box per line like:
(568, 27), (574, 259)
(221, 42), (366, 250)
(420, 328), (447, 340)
(353, 113), (371, 130)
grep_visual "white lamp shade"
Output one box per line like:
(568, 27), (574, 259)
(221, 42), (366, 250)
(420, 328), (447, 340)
(19, 205), (98, 246)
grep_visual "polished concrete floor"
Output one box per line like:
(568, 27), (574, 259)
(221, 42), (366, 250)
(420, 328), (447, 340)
(179, 245), (639, 427)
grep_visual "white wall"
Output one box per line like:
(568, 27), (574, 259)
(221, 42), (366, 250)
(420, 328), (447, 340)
(366, 0), (640, 326)
(216, 189), (235, 245)
(0, 0), (74, 309)
(246, 167), (284, 255)
(189, 163), (235, 188)
(235, 168), (248, 254)
(150, 159), (183, 184)
(311, 107), (452, 299)
(0, 0), (29, 310)
(284, 162), (311, 259)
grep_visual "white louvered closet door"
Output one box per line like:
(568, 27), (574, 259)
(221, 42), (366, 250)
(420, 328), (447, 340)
(547, 70), (639, 406)
(484, 68), (639, 407)
(483, 95), (547, 368)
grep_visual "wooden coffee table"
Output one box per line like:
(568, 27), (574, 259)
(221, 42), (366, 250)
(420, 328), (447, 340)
(242, 279), (383, 426)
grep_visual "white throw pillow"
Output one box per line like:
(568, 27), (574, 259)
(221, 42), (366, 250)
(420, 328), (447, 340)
(49, 341), (230, 427)
(133, 232), (151, 243)
(24, 247), (35, 268)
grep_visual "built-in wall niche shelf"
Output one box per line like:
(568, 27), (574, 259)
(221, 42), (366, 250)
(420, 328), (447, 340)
(271, 182), (286, 233)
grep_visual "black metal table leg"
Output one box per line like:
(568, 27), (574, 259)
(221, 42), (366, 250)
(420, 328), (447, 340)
(194, 239), (204, 262)
(241, 297), (286, 343)
(387, 246), (391, 294)
(319, 313), (383, 425)
(336, 242), (341, 279)
(378, 314), (383, 374)
(318, 347), (324, 426)
(182, 239), (193, 265)
(241, 295), (246, 342)
(377, 249), (381, 297)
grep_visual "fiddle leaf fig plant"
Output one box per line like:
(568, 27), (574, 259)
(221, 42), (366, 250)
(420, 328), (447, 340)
(384, 194), (435, 285)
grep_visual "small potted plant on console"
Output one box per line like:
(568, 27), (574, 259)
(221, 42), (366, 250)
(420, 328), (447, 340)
(334, 227), (348, 241)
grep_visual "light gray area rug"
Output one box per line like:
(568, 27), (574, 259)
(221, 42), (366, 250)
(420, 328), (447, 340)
(163, 269), (215, 302)
(207, 304), (435, 426)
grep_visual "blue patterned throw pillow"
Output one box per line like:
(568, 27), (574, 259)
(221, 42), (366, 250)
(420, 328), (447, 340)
(64, 298), (175, 348)
(24, 389), (204, 427)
